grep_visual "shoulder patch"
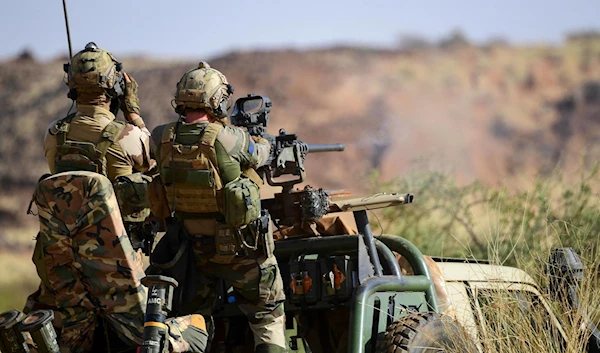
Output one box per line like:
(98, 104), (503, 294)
(216, 126), (246, 154)
(248, 138), (255, 155)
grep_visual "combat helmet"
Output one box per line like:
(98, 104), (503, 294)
(173, 62), (234, 119)
(64, 42), (124, 100)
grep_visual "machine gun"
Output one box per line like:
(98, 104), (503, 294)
(230, 94), (345, 227)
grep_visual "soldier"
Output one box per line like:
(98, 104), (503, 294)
(28, 171), (209, 353)
(43, 42), (154, 182)
(150, 62), (287, 353)
(25, 43), (209, 353)
(42, 42), (156, 239)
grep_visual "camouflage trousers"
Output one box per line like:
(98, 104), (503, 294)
(176, 220), (287, 352)
(27, 171), (209, 352)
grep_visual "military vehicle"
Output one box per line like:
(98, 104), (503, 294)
(1, 94), (599, 353)
(206, 94), (600, 353)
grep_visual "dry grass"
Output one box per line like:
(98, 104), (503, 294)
(443, 248), (600, 353)
(374, 164), (600, 352)
(0, 251), (39, 313)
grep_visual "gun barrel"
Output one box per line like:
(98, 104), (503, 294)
(307, 144), (345, 153)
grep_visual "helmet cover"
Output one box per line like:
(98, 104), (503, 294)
(174, 61), (233, 118)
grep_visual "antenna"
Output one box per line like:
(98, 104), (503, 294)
(62, 0), (73, 58)
(61, 0), (76, 113)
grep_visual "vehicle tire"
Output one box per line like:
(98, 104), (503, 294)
(375, 312), (477, 353)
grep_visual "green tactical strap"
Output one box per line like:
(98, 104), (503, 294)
(169, 121), (183, 216)
(160, 121), (220, 146)
(200, 123), (222, 172)
(54, 113), (77, 147)
(160, 122), (177, 145)
(200, 123), (223, 147)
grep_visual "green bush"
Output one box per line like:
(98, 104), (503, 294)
(370, 164), (600, 267)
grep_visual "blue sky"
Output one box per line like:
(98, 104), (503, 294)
(1, 0), (598, 61)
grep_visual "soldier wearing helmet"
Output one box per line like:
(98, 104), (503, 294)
(43, 42), (155, 182)
(26, 44), (210, 353)
(150, 62), (287, 353)
(44, 42), (155, 255)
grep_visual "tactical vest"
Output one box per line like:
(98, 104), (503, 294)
(53, 114), (126, 176)
(159, 122), (224, 216)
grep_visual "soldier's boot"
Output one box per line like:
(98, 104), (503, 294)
(255, 343), (288, 353)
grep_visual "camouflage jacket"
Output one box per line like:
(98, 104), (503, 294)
(44, 105), (155, 181)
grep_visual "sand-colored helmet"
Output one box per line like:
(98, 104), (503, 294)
(64, 42), (124, 99)
(173, 62), (234, 118)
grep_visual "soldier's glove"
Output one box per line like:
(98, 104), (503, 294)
(251, 136), (269, 145)
(120, 73), (143, 124)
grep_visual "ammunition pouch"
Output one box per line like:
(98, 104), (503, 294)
(212, 223), (242, 264)
(148, 217), (197, 315)
(212, 210), (272, 264)
(222, 177), (261, 228)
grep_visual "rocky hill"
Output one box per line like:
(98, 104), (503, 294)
(1, 36), (600, 236)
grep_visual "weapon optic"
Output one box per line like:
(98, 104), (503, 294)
(231, 94), (347, 227)
(231, 94), (344, 192)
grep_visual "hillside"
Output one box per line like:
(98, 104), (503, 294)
(1, 37), (600, 238)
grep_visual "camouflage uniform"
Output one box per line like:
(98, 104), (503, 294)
(27, 44), (207, 352)
(44, 104), (154, 182)
(151, 122), (287, 353)
(25, 171), (208, 353)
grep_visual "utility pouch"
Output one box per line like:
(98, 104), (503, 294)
(222, 177), (260, 228)
(212, 223), (242, 264)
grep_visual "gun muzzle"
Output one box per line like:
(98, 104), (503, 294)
(0, 310), (30, 353)
(306, 144), (345, 153)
